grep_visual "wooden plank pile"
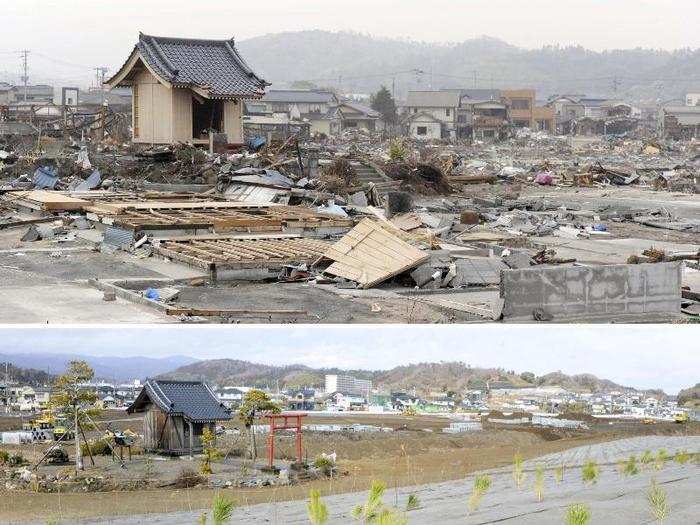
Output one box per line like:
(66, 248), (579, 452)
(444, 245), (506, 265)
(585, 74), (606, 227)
(320, 218), (430, 288)
(1, 190), (90, 212)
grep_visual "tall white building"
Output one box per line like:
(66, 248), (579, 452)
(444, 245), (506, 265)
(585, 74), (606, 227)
(325, 374), (372, 397)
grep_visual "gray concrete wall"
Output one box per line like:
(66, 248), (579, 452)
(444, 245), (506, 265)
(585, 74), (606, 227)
(500, 262), (682, 321)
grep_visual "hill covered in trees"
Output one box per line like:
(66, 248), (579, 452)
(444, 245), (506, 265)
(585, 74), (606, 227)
(160, 359), (653, 396)
(237, 31), (700, 103)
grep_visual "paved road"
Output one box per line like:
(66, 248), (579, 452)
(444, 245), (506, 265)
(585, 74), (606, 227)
(74, 435), (700, 525)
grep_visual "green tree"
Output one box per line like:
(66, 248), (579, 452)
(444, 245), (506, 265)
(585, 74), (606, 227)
(50, 360), (102, 473)
(370, 86), (398, 125)
(238, 389), (280, 462)
(519, 372), (536, 383)
(200, 427), (221, 475)
(307, 489), (329, 525)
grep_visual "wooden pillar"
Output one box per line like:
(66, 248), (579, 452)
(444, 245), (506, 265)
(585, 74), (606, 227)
(188, 420), (194, 459)
(295, 417), (303, 463)
(267, 419), (275, 468)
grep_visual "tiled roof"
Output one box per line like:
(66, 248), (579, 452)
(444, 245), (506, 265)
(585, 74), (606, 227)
(406, 91), (461, 108)
(340, 101), (380, 118)
(128, 380), (232, 422)
(128, 33), (266, 99)
(261, 90), (337, 104)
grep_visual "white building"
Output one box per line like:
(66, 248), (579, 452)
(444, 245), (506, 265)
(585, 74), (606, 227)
(325, 374), (371, 397)
(686, 93), (700, 106)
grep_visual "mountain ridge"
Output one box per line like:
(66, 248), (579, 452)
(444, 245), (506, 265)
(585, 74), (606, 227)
(158, 358), (664, 396)
(236, 30), (700, 102)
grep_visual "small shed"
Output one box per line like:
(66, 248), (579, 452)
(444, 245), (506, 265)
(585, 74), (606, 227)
(127, 380), (231, 455)
(105, 33), (268, 145)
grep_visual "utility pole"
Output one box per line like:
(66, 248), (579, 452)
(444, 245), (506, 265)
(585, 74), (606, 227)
(20, 50), (30, 101)
(612, 75), (620, 97)
(94, 67), (109, 102)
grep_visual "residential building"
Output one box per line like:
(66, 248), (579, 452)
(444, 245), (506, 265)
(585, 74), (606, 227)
(403, 90), (461, 139)
(127, 379), (231, 455)
(659, 105), (700, 139)
(0, 82), (13, 105)
(215, 386), (250, 408)
(11, 84), (54, 103)
(325, 374), (372, 397)
(287, 389), (316, 411)
(685, 93), (700, 106)
(337, 101), (384, 132)
(242, 113), (311, 142)
(326, 391), (366, 411)
(253, 89), (341, 136)
(547, 95), (586, 134)
(105, 33), (267, 145)
(502, 89), (555, 132)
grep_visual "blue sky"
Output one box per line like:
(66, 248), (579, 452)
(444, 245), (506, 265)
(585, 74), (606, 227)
(0, 325), (695, 394)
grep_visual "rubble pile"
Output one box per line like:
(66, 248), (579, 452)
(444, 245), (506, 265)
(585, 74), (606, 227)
(1, 129), (699, 323)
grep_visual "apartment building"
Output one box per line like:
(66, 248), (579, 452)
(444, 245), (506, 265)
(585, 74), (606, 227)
(325, 374), (372, 397)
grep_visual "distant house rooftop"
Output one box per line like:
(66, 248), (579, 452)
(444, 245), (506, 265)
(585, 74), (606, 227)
(106, 33), (267, 99)
(261, 89), (338, 104)
(339, 101), (380, 118)
(406, 90), (461, 108)
(127, 380), (232, 423)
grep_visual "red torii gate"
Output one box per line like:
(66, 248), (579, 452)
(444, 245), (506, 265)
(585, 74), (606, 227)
(265, 412), (307, 469)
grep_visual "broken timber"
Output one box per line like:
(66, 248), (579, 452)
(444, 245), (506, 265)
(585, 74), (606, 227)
(320, 218), (430, 288)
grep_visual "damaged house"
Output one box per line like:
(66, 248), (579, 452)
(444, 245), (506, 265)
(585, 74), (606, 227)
(250, 89), (341, 137)
(105, 33), (267, 146)
(660, 105), (700, 140)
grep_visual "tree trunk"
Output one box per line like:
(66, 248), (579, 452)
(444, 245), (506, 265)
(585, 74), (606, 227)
(248, 425), (257, 464)
(74, 406), (82, 473)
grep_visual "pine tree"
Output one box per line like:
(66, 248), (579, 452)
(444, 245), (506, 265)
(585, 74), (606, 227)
(371, 86), (398, 125)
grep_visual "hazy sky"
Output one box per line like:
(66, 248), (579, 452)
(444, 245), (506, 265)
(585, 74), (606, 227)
(0, 325), (696, 393)
(0, 1), (698, 86)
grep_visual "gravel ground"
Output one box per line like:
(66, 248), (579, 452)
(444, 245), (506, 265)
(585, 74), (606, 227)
(73, 435), (700, 525)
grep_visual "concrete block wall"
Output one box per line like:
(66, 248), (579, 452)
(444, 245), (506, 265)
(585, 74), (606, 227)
(500, 262), (682, 321)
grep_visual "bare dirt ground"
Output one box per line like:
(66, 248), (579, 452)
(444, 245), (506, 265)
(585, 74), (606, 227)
(2, 412), (696, 524)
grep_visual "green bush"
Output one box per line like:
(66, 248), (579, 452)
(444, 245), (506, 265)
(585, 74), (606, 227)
(674, 450), (690, 465)
(80, 438), (112, 457)
(565, 503), (591, 525)
(581, 460), (599, 484)
(313, 455), (335, 476)
(8, 453), (27, 466)
(0, 450), (10, 464)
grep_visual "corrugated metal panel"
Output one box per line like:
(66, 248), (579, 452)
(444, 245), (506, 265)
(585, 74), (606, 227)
(33, 166), (58, 189)
(103, 225), (135, 248)
(74, 169), (101, 191)
(223, 184), (285, 203)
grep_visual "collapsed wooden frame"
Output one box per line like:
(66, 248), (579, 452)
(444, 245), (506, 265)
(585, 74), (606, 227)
(153, 235), (331, 270)
(87, 201), (354, 232)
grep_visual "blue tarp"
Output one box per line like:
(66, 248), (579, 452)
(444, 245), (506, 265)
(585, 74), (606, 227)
(246, 135), (267, 152)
